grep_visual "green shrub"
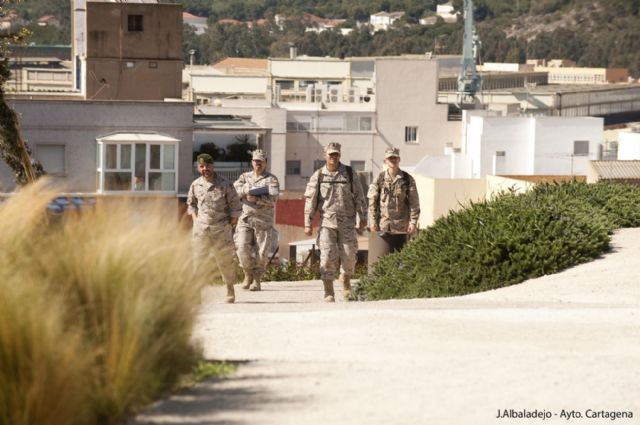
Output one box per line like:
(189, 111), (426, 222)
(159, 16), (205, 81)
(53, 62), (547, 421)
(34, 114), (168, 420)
(0, 181), (210, 425)
(263, 260), (367, 282)
(358, 181), (640, 300)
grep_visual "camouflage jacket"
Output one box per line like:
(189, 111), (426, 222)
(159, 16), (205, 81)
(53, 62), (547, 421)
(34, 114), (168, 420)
(304, 164), (367, 229)
(367, 169), (420, 233)
(187, 175), (241, 228)
(233, 171), (280, 230)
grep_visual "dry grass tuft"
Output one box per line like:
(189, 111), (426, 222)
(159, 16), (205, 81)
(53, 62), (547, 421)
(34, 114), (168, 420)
(0, 180), (214, 425)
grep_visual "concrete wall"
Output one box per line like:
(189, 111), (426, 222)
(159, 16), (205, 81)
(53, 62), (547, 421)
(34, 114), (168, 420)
(270, 59), (351, 79)
(374, 58), (461, 176)
(86, 3), (181, 59)
(485, 175), (534, 199)
(469, 116), (533, 177)
(191, 75), (268, 95)
(85, 2), (182, 100)
(1, 100), (193, 193)
(533, 117), (603, 175)
(413, 174), (486, 228)
(85, 59), (182, 100)
(618, 131), (640, 160)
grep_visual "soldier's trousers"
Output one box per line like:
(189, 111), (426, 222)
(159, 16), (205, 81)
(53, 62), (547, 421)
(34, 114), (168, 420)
(192, 224), (236, 285)
(235, 224), (273, 279)
(318, 226), (358, 280)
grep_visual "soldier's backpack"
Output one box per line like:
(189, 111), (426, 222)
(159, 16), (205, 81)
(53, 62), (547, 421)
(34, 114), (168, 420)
(375, 170), (411, 205)
(316, 164), (355, 198)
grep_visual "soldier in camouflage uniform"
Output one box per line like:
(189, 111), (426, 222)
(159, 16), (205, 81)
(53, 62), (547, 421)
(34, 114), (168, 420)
(233, 149), (280, 291)
(367, 147), (420, 266)
(187, 153), (242, 303)
(304, 142), (367, 302)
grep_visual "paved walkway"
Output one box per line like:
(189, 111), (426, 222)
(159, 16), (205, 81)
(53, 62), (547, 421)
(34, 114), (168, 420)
(133, 229), (640, 425)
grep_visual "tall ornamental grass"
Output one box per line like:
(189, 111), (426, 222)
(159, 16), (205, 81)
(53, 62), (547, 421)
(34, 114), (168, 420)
(358, 181), (640, 300)
(0, 180), (217, 425)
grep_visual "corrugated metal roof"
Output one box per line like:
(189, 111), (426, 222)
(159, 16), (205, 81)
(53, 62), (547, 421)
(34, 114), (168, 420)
(590, 160), (640, 179)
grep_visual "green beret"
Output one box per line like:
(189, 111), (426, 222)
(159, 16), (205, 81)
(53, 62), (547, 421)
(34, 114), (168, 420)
(197, 153), (214, 164)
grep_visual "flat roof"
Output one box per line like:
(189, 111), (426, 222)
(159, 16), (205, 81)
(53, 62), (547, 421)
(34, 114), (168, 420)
(486, 83), (640, 95)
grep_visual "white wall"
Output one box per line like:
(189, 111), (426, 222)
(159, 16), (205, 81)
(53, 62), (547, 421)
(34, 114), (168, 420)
(533, 117), (603, 175)
(618, 130), (640, 160)
(465, 116), (603, 177)
(468, 116), (533, 177)
(191, 75), (268, 95)
(270, 59), (351, 79)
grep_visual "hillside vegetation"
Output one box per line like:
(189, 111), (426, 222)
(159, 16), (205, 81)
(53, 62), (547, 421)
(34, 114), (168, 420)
(5, 0), (640, 76)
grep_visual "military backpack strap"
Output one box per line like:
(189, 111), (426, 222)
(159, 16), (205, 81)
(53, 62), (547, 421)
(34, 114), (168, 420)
(401, 170), (411, 205)
(315, 168), (323, 205)
(345, 165), (354, 193)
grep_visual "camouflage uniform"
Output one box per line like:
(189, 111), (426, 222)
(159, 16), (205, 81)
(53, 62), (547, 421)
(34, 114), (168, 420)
(304, 163), (367, 281)
(367, 170), (420, 233)
(187, 174), (242, 291)
(233, 169), (280, 285)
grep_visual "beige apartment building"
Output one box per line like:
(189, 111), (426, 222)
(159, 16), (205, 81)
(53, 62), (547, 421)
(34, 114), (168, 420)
(186, 55), (462, 191)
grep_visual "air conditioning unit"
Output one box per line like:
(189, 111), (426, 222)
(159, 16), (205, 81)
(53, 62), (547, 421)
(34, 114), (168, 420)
(328, 87), (342, 103)
(347, 87), (360, 103)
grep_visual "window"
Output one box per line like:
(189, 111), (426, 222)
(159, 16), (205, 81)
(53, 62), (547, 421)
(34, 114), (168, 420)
(405, 126), (418, 143)
(276, 80), (294, 90)
(359, 117), (372, 131)
(573, 140), (589, 156)
(97, 137), (178, 193)
(286, 160), (301, 175)
(128, 15), (143, 32)
(36, 144), (66, 176)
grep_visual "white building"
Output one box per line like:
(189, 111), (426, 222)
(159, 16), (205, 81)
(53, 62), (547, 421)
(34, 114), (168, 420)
(617, 127), (640, 160)
(436, 3), (457, 23)
(415, 112), (604, 179)
(183, 12), (208, 35)
(369, 11), (405, 31)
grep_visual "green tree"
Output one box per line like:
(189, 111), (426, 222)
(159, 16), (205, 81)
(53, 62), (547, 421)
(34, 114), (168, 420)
(1, 1), (45, 185)
(225, 135), (256, 163)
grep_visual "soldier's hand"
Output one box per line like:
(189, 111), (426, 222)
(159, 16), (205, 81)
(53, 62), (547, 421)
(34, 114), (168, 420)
(304, 226), (312, 236)
(407, 224), (417, 234)
(358, 221), (367, 232)
(370, 224), (380, 232)
(247, 194), (258, 203)
(230, 217), (238, 226)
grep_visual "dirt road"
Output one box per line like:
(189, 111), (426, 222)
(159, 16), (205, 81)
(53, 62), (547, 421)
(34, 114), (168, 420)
(134, 228), (640, 425)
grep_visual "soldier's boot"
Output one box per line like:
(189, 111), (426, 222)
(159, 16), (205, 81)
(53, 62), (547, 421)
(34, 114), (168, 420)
(322, 279), (335, 303)
(225, 283), (235, 304)
(249, 274), (261, 292)
(241, 271), (253, 290)
(340, 274), (354, 302)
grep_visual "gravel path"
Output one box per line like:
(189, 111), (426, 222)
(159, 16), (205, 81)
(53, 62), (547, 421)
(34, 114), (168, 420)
(133, 229), (640, 425)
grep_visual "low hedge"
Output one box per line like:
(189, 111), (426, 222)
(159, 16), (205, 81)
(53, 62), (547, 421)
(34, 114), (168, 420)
(357, 181), (640, 300)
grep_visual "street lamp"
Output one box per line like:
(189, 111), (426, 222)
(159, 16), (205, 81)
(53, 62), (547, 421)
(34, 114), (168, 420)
(188, 49), (196, 102)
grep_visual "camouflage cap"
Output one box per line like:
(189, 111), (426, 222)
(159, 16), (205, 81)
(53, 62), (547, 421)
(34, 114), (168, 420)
(384, 147), (400, 159)
(197, 153), (214, 164)
(325, 142), (341, 154)
(252, 149), (267, 161)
